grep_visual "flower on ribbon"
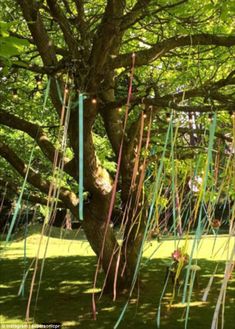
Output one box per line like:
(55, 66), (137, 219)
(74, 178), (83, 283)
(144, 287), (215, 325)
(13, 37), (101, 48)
(211, 219), (221, 229)
(171, 248), (189, 264)
(172, 249), (182, 261)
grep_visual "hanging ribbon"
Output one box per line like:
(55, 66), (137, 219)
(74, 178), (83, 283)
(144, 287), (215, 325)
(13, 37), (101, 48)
(78, 93), (84, 221)
(1, 78), (51, 250)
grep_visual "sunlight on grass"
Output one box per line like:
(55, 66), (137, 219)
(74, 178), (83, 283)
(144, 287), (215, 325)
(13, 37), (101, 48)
(171, 301), (208, 308)
(101, 306), (115, 311)
(0, 284), (10, 288)
(83, 287), (101, 294)
(60, 280), (91, 285)
(144, 235), (235, 261)
(1, 228), (234, 329)
(2, 229), (234, 262)
(62, 320), (80, 327)
(0, 317), (25, 325)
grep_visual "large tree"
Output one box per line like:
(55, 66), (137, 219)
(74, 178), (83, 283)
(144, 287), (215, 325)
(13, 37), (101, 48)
(0, 0), (235, 291)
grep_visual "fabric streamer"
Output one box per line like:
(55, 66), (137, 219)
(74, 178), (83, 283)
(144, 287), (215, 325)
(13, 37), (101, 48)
(30, 86), (72, 320)
(1, 78), (51, 251)
(182, 113), (217, 312)
(26, 78), (70, 321)
(20, 195), (29, 298)
(92, 53), (136, 320)
(114, 111), (173, 329)
(78, 93), (84, 221)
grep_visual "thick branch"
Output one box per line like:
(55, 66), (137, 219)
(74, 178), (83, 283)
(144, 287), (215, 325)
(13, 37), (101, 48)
(17, 0), (57, 67)
(104, 70), (235, 113)
(46, 0), (79, 56)
(11, 59), (66, 74)
(0, 141), (78, 214)
(0, 110), (76, 178)
(16, 1), (65, 120)
(144, 101), (235, 113)
(88, 0), (125, 86)
(111, 34), (235, 68)
(0, 179), (63, 206)
(99, 107), (123, 156)
(9, 31), (68, 57)
(162, 73), (235, 104)
(73, 0), (89, 45)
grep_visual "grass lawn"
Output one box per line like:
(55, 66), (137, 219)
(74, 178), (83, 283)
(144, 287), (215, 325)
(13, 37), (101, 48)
(0, 225), (234, 328)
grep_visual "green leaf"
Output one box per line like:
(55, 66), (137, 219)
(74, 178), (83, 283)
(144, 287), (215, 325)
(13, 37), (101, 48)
(0, 21), (11, 37)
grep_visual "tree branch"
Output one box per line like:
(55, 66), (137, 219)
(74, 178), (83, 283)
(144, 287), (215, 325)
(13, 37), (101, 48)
(46, 0), (79, 56)
(162, 72), (235, 103)
(16, 1), (65, 120)
(73, 0), (89, 45)
(99, 106), (123, 156)
(0, 110), (76, 178)
(144, 101), (234, 113)
(104, 69), (235, 113)
(10, 59), (66, 74)
(111, 34), (235, 68)
(9, 31), (68, 57)
(88, 0), (125, 87)
(120, 0), (151, 31)
(0, 179), (63, 206)
(16, 0), (57, 67)
(121, 0), (188, 31)
(0, 141), (78, 214)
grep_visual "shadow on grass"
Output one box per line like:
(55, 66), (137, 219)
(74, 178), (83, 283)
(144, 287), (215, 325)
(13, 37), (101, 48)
(0, 255), (234, 329)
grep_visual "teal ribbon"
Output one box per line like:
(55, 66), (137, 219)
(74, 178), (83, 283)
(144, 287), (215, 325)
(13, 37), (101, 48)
(182, 113), (217, 309)
(21, 195), (29, 298)
(2, 79), (51, 249)
(78, 93), (84, 220)
(114, 112), (173, 329)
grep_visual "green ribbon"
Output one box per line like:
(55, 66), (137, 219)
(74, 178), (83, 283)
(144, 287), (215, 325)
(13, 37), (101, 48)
(78, 93), (84, 220)
(182, 113), (217, 313)
(2, 79), (51, 250)
(114, 112), (173, 329)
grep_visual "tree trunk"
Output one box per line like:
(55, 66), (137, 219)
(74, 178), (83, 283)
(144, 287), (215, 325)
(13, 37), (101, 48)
(121, 196), (148, 284)
(82, 194), (128, 292)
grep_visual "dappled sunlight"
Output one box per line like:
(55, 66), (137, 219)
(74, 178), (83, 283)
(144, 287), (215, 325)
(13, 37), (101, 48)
(0, 284), (10, 288)
(60, 280), (91, 285)
(83, 288), (102, 294)
(170, 301), (208, 308)
(143, 235), (235, 261)
(0, 234), (234, 328)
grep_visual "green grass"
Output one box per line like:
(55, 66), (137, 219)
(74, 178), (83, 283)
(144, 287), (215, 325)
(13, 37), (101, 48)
(0, 225), (234, 329)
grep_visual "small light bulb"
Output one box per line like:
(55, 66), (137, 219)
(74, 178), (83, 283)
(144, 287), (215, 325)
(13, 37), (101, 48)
(208, 113), (213, 122)
(118, 107), (122, 112)
(92, 98), (97, 104)
(12, 89), (18, 99)
(35, 75), (42, 86)
(143, 113), (147, 119)
(166, 113), (171, 122)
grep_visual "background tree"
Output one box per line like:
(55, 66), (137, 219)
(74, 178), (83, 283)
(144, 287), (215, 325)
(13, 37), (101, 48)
(0, 0), (234, 291)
